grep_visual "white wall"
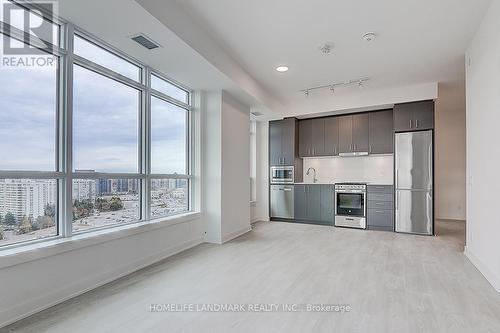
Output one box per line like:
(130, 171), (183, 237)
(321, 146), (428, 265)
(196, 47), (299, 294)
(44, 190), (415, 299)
(465, 0), (500, 292)
(202, 91), (223, 242)
(435, 82), (466, 220)
(302, 155), (394, 185)
(220, 92), (251, 241)
(203, 91), (251, 243)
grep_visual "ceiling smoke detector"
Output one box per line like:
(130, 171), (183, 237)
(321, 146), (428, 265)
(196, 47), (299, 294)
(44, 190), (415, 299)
(318, 43), (333, 54)
(362, 32), (377, 42)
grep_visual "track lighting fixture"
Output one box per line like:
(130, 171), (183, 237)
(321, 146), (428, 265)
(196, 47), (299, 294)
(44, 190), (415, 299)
(300, 78), (369, 97)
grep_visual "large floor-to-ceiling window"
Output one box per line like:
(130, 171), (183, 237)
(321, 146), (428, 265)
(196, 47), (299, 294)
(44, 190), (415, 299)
(0, 1), (193, 247)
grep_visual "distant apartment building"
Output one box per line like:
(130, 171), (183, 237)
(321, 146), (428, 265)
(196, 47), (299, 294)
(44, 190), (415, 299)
(72, 179), (96, 202)
(0, 179), (57, 223)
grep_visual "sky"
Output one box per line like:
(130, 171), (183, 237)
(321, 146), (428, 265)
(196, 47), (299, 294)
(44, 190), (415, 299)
(0, 32), (188, 175)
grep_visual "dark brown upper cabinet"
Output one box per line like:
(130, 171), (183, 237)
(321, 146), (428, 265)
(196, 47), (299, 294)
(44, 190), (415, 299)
(394, 100), (434, 132)
(299, 118), (325, 157)
(338, 115), (353, 154)
(369, 110), (394, 154)
(352, 113), (369, 153)
(269, 118), (298, 166)
(294, 108), (396, 159)
(338, 114), (369, 154)
(311, 118), (325, 156)
(299, 119), (312, 157)
(324, 117), (339, 156)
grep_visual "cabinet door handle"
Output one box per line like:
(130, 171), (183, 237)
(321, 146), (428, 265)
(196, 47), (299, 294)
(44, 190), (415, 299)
(415, 119), (419, 128)
(409, 119), (412, 129)
(369, 145), (372, 153)
(283, 157), (286, 164)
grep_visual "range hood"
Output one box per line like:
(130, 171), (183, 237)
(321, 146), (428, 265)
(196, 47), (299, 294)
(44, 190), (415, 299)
(338, 151), (369, 157)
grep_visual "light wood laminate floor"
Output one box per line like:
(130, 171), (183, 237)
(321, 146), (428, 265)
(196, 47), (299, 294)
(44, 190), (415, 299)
(3, 220), (500, 333)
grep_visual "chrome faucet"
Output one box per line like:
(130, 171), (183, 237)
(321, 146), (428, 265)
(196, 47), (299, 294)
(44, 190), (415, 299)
(306, 167), (318, 183)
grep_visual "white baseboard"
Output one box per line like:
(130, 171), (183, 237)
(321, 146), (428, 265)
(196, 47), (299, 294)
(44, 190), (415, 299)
(221, 226), (252, 243)
(250, 217), (260, 224)
(0, 237), (203, 329)
(251, 217), (269, 223)
(464, 246), (500, 292)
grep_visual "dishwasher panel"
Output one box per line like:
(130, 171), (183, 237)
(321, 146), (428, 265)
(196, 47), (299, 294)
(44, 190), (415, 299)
(270, 185), (294, 219)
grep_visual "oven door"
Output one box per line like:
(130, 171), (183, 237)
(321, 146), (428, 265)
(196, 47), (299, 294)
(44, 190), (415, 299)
(336, 192), (365, 216)
(270, 167), (294, 184)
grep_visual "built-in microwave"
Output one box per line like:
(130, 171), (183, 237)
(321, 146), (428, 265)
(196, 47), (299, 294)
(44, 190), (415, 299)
(270, 166), (294, 184)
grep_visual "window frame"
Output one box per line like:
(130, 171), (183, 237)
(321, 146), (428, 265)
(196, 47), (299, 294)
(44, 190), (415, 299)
(0, 4), (194, 249)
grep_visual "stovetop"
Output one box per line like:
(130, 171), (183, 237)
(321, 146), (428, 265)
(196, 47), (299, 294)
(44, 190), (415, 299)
(334, 182), (367, 190)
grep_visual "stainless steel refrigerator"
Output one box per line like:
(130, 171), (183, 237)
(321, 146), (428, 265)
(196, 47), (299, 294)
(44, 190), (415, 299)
(395, 130), (433, 235)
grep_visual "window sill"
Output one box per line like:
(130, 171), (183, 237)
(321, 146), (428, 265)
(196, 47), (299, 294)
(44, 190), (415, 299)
(0, 212), (201, 270)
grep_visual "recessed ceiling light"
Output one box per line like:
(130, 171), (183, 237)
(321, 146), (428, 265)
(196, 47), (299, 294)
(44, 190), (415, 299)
(276, 66), (289, 72)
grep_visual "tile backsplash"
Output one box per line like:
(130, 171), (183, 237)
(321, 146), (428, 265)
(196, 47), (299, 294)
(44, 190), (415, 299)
(302, 155), (394, 184)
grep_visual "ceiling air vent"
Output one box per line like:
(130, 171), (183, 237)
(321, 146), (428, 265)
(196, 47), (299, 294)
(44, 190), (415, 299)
(251, 111), (264, 117)
(131, 34), (160, 50)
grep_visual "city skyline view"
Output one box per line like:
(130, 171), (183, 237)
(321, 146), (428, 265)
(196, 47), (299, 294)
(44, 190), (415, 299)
(0, 178), (188, 247)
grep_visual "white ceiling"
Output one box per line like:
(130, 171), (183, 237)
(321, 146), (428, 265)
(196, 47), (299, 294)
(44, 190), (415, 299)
(57, 0), (278, 113)
(175, 0), (490, 104)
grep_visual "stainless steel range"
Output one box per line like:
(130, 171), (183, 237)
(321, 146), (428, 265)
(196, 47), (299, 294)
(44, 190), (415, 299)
(334, 183), (367, 229)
